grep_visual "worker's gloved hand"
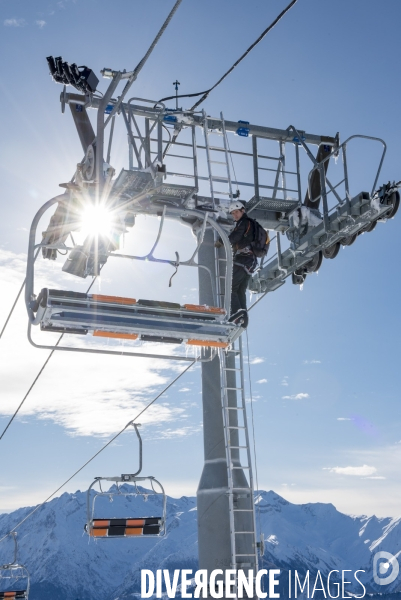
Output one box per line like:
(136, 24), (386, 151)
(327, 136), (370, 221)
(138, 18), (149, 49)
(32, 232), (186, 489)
(214, 240), (223, 248)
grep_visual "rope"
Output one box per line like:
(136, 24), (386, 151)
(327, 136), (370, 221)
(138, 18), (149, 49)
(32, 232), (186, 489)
(0, 278), (26, 340)
(160, 0), (298, 159)
(0, 335), (63, 441)
(158, 0), (299, 109)
(132, 0), (183, 82)
(0, 250), (41, 341)
(105, 0), (183, 126)
(0, 360), (195, 543)
(0, 274), (100, 442)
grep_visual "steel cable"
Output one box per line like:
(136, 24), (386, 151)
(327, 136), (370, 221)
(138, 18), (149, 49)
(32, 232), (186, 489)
(0, 360), (195, 543)
(0, 274), (100, 441)
(0, 278), (26, 340)
(105, 0), (183, 126)
(158, 0), (299, 109)
(0, 250), (41, 340)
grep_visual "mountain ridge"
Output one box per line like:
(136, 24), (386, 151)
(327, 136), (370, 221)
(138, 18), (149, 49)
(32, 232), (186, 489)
(0, 488), (400, 599)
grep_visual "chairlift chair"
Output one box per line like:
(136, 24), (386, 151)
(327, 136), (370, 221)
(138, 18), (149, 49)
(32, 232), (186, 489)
(26, 195), (242, 359)
(85, 424), (167, 538)
(0, 535), (30, 600)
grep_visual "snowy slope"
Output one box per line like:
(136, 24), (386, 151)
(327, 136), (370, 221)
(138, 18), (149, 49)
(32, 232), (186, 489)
(0, 488), (400, 600)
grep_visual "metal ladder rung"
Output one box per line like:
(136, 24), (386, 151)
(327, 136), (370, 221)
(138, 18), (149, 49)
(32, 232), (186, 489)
(210, 160), (227, 165)
(217, 325), (257, 573)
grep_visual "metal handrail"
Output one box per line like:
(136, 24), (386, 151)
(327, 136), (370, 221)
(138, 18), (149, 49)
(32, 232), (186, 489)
(305, 134), (387, 209)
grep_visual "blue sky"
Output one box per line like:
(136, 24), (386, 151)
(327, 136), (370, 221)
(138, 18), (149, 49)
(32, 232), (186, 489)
(0, 0), (401, 519)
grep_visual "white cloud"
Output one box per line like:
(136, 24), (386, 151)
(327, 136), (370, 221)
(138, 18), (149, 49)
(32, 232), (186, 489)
(363, 476), (386, 480)
(324, 465), (377, 477)
(282, 393), (309, 400)
(281, 375), (289, 386)
(152, 425), (202, 439)
(178, 387), (190, 392)
(337, 417), (352, 421)
(35, 20), (46, 28)
(0, 249), (199, 438)
(256, 378), (267, 384)
(303, 359), (321, 364)
(4, 18), (25, 27)
(249, 357), (264, 365)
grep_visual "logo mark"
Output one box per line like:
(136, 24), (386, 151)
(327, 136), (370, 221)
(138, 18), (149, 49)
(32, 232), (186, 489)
(373, 551), (399, 586)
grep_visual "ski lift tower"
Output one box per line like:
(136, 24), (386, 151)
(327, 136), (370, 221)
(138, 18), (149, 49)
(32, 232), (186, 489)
(26, 56), (399, 598)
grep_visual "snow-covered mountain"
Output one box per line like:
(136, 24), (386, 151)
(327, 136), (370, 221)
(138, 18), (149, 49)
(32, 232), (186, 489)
(0, 487), (400, 599)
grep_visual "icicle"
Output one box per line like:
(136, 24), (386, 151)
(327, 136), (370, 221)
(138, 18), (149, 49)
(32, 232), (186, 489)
(300, 283), (304, 292)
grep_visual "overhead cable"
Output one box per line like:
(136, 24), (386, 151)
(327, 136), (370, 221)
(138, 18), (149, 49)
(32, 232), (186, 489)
(105, 0), (183, 126)
(158, 0), (299, 110)
(0, 278), (26, 340)
(0, 334), (63, 441)
(0, 250), (40, 340)
(0, 274), (100, 442)
(0, 360), (195, 543)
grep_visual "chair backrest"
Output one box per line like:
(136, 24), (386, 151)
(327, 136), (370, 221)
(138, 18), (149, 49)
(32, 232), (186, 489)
(89, 517), (162, 537)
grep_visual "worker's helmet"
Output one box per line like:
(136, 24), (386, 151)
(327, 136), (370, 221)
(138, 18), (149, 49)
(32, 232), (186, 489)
(228, 201), (245, 213)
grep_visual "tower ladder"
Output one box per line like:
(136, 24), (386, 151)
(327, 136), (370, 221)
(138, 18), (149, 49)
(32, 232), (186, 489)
(219, 338), (258, 589)
(203, 111), (234, 212)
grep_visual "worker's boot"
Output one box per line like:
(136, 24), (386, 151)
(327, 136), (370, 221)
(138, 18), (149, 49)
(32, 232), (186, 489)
(228, 309), (248, 328)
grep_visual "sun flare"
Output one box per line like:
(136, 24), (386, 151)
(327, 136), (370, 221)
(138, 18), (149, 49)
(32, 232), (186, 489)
(80, 204), (112, 238)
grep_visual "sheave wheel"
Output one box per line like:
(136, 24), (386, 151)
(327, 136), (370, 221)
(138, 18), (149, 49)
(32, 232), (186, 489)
(341, 233), (357, 246)
(305, 251), (323, 273)
(323, 242), (341, 259)
(385, 191), (400, 219)
(360, 220), (377, 234)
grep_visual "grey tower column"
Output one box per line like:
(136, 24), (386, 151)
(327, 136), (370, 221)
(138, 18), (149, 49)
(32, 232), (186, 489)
(197, 229), (257, 594)
(197, 228), (232, 575)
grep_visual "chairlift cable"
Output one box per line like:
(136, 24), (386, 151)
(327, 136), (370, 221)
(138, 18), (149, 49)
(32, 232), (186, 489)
(104, 0), (183, 127)
(0, 278), (26, 341)
(0, 250), (40, 340)
(0, 334), (63, 442)
(160, 0), (299, 158)
(158, 0), (299, 109)
(0, 360), (195, 543)
(0, 274), (101, 442)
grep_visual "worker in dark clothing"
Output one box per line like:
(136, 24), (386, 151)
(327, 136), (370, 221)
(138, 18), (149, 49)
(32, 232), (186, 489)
(216, 201), (257, 328)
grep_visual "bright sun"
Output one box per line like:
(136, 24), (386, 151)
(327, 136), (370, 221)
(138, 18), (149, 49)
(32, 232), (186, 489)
(80, 204), (112, 237)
